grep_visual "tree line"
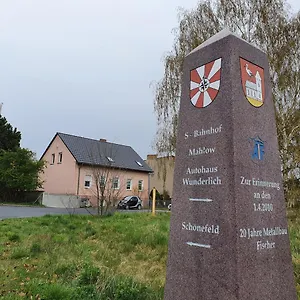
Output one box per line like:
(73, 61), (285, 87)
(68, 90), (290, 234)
(0, 115), (45, 202)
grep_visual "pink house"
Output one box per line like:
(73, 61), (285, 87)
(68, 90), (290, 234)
(40, 133), (152, 207)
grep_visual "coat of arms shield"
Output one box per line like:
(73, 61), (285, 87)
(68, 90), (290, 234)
(190, 58), (222, 108)
(240, 58), (265, 107)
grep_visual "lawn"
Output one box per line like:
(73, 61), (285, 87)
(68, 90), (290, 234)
(0, 213), (169, 299)
(0, 211), (300, 299)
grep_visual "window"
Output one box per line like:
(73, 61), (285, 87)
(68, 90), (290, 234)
(58, 152), (63, 163)
(136, 161), (143, 167)
(126, 179), (132, 190)
(138, 180), (143, 191)
(106, 156), (114, 163)
(112, 177), (120, 190)
(51, 153), (55, 164)
(84, 175), (92, 188)
(100, 175), (106, 188)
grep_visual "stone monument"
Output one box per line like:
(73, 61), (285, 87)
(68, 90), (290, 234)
(164, 29), (297, 300)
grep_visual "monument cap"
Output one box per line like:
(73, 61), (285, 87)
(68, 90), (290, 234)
(187, 28), (265, 56)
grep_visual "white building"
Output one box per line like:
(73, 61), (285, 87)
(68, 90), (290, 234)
(245, 71), (262, 102)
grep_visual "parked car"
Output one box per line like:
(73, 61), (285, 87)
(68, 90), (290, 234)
(117, 196), (142, 210)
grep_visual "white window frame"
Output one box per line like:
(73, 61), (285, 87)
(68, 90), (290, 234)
(112, 177), (120, 190)
(138, 180), (143, 191)
(84, 175), (92, 189)
(126, 179), (132, 190)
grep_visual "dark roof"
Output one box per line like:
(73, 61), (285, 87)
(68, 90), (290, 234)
(52, 132), (152, 173)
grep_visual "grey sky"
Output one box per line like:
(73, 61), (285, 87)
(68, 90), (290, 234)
(0, 0), (299, 160)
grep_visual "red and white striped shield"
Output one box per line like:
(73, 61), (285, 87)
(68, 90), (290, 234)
(190, 58), (222, 108)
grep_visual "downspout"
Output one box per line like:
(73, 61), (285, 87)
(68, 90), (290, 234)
(148, 172), (151, 209)
(77, 164), (81, 196)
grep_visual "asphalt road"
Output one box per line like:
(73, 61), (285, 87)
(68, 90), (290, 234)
(0, 206), (154, 220)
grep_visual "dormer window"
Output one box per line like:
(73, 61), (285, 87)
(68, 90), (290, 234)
(107, 156), (114, 162)
(136, 161), (143, 167)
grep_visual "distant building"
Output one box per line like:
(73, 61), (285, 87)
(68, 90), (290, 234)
(146, 154), (175, 199)
(245, 71), (262, 102)
(40, 132), (152, 208)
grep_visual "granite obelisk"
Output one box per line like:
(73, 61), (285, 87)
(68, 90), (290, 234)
(164, 29), (297, 300)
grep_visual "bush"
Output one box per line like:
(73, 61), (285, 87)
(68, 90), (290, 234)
(162, 190), (171, 200)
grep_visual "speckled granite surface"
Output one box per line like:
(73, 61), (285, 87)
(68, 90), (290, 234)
(164, 30), (297, 300)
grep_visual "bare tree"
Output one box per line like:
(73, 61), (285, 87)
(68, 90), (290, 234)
(92, 166), (126, 215)
(86, 142), (126, 215)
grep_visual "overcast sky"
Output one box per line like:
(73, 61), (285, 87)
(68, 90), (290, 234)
(0, 0), (299, 160)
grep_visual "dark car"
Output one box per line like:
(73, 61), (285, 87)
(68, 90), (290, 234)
(117, 196), (142, 210)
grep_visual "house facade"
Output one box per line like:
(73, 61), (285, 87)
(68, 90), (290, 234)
(146, 154), (175, 199)
(40, 133), (152, 207)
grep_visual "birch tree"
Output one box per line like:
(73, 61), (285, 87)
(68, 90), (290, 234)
(153, 0), (300, 206)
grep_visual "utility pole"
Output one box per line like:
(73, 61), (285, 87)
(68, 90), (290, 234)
(0, 102), (3, 115)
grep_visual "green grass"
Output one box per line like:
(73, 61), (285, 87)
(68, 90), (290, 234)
(1, 211), (300, 299)
(0, 213), (169, 299)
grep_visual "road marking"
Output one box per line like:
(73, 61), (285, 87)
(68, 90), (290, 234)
(186, 242), (211, 249)
(189, 198), (213, 202)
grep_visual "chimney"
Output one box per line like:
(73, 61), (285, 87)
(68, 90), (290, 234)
(99, 138), (107, 142)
